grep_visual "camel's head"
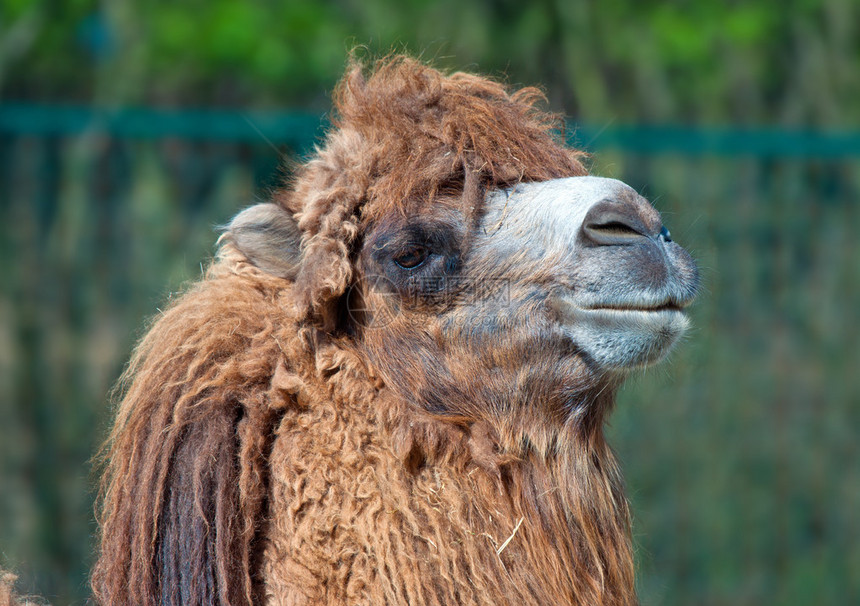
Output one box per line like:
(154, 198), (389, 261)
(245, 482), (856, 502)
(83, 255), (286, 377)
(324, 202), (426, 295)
(347, 175), (698, 430)
(222, 58), (698, 439)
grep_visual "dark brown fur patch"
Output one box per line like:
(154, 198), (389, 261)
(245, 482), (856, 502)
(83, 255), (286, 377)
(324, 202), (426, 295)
(92, 263), (293, 606)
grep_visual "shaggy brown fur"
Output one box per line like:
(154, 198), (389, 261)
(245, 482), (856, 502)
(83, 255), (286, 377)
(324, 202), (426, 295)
(93, 56), (639, 605)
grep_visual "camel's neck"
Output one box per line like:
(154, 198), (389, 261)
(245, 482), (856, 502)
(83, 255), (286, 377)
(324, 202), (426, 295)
(381, 394), (637, 606)
(280, 339), (638, 605)
(488, 417), (636, 605)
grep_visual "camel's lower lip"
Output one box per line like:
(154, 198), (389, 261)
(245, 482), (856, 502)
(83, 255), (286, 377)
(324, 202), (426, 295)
(552, 298), (690, 328)
(551, 296), (689, 320)
(569, 306), (687, 325)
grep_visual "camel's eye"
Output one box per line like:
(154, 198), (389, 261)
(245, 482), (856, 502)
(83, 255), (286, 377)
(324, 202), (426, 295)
(394, 246), (429, 269)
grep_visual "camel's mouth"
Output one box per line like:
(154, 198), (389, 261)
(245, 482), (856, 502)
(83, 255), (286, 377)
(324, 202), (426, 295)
(583, 301), (686, 313)
(552, 296), (692, 369)
(574, 290), (695, 315)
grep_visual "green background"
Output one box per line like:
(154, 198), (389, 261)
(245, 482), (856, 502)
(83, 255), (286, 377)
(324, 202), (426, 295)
(1, 1), (858, 604)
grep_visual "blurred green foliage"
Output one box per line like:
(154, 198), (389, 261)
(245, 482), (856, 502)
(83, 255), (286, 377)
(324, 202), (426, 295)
(1, 1), (858, 605)
(2, 0), (859, 123)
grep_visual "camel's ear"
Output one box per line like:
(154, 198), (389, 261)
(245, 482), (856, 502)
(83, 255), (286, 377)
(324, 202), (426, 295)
(223, 203), (302, 280)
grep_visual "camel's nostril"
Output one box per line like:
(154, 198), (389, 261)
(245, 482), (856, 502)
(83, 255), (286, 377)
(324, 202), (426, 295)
(586, 220), (643, 240)
(581, 209), (649, 246)
(579, 196), (663, 247)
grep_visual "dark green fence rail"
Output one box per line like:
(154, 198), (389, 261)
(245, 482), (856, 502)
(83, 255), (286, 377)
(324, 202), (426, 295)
(1, 105), (858, 606)
(3, 104), (860, 157)
(0, 105), (325, 150)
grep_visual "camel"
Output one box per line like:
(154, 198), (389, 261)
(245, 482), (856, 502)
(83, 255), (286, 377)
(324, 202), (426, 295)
(87, 56), (699, 605)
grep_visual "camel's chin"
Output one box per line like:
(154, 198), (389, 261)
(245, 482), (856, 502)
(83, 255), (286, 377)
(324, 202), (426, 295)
(558, 304), (690, 370)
